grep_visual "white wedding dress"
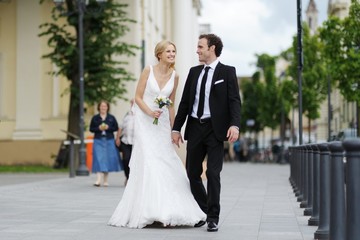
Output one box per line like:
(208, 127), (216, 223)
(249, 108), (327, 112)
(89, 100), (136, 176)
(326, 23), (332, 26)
(108, 66), (206, 228)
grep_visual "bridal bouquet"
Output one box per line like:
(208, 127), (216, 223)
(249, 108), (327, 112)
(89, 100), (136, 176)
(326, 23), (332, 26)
(153, 95), (173, 125)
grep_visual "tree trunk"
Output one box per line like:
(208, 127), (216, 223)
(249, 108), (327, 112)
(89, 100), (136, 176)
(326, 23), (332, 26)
(67, 91), (80, 139)
(67, 81), (81, 168)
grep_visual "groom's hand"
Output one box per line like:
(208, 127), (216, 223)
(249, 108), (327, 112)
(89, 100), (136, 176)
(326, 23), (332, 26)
(227, 126), (239, 143)
(171, 131), (183, 148)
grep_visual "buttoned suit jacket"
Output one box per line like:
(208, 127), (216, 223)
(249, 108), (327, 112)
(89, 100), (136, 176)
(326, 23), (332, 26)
(173, 62), (241, 141)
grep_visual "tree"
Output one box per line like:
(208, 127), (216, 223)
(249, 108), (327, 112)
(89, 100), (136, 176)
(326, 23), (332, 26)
(340, 0), (360, 136)
(341, 0), (360, 103)
(255, 54), (282, 131)
(288, 24), (327, 141)
(240, 72), (264, 134)
(319, 0), (360, 136)
(39, 0), (138, 138)
(318, 17), (344, 83)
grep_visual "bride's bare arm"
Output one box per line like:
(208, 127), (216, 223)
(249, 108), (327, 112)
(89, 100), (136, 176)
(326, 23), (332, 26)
(169, 73), (179, 128)
(135, 66), (160, 118)
(134, 67), (149, 112)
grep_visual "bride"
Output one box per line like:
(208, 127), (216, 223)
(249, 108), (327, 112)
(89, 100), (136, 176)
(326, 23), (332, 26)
(108, 40), (206, 228)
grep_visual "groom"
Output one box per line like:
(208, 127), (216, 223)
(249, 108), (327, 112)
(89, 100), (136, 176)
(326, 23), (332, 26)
(172, 33), (241, 232)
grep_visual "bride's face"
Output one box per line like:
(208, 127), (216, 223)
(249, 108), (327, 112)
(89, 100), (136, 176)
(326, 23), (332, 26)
(159, 44), (176, 64)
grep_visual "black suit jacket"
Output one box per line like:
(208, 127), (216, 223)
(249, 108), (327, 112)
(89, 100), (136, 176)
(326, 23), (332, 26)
(173, 62), (241, 141)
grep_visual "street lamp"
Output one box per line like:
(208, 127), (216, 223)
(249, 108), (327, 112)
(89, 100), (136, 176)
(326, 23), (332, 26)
(296, 0), (303, 145)
(279, 72), (286, 163)
(53, 0), (106, 176)
(327, 73), (332, 141)
(351, 82), (360, 137)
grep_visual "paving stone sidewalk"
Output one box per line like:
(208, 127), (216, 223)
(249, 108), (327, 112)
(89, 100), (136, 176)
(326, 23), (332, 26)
(0, 162), (317, 240)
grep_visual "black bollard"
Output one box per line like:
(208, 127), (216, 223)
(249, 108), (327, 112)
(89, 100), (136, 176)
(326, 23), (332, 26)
(299, 146), (307, 206)
(294, 147), (302, 195)
(295, 146), (306, 202)
(289, 147), (296, 189)
(294, 147), (301, 193)
(328, 141), (345, 240)
(309, 144), (320, 226)
(314, 143), (330, 239)
(342, 138), (360, 240)
(304, 144), (313, 216)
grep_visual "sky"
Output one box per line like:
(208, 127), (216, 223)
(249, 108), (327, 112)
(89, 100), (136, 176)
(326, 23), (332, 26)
(198, 0), (328, 76)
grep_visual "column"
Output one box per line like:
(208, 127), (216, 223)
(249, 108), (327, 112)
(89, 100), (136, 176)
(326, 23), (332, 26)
(12, 0), (42, 139)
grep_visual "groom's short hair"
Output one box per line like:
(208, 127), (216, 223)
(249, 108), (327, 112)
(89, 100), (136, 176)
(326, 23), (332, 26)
(199, 33), (223, 57)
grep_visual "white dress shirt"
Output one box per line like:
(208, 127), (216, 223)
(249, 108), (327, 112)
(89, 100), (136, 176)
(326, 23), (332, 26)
(192, 59), (219, 119)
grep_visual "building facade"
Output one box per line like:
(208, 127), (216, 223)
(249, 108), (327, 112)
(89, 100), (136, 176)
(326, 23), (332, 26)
(316, 0), (356, 142)
(0, 0), (202, 165)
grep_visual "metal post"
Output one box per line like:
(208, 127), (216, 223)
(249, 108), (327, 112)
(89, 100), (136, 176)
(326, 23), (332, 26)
(69, 140), (75, 178)
(327, 74), (332, 141)
(76, 0), (89, 176)
(343, 139), (360, 239)
(296, 0), (303, 145)
(304, 144), (313, 216)
(328, 141), (345, 240)
(300, 145), (309, 208)
(295, 146), (303, 197)
(280, 100), (286, 164)
(357, 101), (360, 137)
(293, 147), (300, 193)
(289, 147), (295, 188)
(314, 143), (330, 239)
(308, 144), (319, 226)
(294, 147), (301, 195)
(299, 146), (307, 205)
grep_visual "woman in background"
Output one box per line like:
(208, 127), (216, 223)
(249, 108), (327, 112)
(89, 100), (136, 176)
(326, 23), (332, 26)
(90, 100), (122, 187)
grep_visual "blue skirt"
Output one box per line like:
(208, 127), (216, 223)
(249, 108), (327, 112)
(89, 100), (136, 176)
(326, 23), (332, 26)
(92, 138), (123, 173)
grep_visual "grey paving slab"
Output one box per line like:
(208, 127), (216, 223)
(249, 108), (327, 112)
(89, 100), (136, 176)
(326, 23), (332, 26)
(0, 162), (317, 240)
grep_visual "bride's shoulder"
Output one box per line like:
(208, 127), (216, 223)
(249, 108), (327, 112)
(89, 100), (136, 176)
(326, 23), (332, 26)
(143, 65), (151, 73)
(140, 66), (151, 78)
(174, 72), (179, 80)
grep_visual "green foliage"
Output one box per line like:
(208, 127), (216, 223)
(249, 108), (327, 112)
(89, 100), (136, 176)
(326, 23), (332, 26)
(289, 23), (327, 120)
(339, 0), (360, 103)
(279, 77), (297, 114)
(319, 0), (360, 103)
(318, 17), (344, 82)
(39, 0), (139, 106)
(240, 52), (297, 134)
(255, 54), (282, 130)
(39, 0), (139, 137)
(0, 165), (67, 173)
(240, 73), (264, 133)
(278, 49), (298, 111)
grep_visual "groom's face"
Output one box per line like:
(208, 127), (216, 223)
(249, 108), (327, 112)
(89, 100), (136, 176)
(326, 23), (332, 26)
(197, 38), (210, 63)
(197, 38), (215, 64)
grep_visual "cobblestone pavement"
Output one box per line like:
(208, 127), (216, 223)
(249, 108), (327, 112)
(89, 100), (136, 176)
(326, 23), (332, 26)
(0, 162), (317, 240)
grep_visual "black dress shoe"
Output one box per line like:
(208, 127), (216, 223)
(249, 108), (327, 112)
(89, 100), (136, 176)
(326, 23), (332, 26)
(194, 220), (206, 227)
(207, 221), (218, 232)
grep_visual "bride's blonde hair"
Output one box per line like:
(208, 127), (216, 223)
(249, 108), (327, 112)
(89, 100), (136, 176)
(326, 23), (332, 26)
(154, 40), (176, 69)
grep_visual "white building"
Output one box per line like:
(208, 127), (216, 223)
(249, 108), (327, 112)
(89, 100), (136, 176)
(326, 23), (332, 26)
(0, 0), (202, 164)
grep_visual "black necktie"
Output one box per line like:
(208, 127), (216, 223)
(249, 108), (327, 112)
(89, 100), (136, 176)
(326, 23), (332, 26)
(197, 66), (211, 119)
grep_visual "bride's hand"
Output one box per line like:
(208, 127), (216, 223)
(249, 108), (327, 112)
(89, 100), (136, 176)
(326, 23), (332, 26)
(152, 110), (162, 119)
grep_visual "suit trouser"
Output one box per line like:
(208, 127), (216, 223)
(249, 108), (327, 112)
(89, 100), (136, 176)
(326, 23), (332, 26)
(119, 141), (132, 179)
(186, 118), (224, 224)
